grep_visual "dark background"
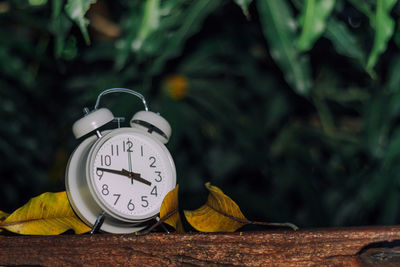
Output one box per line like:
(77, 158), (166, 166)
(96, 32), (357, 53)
(1, 0), (400, 228)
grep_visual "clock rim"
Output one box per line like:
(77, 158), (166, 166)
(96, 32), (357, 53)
(86, 127), (177, 223)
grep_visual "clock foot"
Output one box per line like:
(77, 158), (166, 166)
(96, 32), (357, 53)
(156, 217), (170, 234)
(90, 212), (106, 234)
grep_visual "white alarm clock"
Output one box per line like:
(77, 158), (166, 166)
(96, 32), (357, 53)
(65, 88), (176, 233)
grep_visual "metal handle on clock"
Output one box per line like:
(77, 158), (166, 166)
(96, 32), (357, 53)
(94, 88), (149, 111)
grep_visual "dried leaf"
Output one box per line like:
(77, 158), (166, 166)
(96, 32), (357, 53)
(184, 183), (298, 232)
(0, 211), (8, 221)
(159, 185), (184, 233)
(0, 192), (90, 235)
(184, 182), (249, 232)
(0, 211), (8, 232)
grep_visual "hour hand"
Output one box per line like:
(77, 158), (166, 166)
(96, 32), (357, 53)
(122, 169), (152, 186)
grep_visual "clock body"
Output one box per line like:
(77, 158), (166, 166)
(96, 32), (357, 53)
(66, 127), (176, 233)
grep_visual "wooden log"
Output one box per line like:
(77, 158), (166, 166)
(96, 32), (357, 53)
(1, 226), (400, 266)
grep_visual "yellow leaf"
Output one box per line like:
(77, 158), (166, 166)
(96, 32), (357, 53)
(0, 192), (90, 235)
(0, 210), (9, 221)
(0, 210), (9, 232)
(159, 185), (184, 233)
(184, 182), (249, 232)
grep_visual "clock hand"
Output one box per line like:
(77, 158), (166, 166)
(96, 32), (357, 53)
(121, 169), (152, 186)
(97, 167), (126, 176)
(127, 150), (133, 184)
(97, 167), (152, 186)
(97, 167), (138, 183)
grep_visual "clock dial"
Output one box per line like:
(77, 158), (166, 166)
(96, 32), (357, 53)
(89, 132), (174, 220)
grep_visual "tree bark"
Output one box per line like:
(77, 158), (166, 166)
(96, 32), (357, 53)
(1, 225), (400, 266)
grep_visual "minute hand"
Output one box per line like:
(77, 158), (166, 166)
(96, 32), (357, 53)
(97, 167), (126, 176)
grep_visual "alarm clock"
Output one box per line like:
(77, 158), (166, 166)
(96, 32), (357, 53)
(65, 88), (176, 233)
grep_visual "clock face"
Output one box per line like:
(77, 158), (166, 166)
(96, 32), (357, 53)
(87, 130), (176, 221)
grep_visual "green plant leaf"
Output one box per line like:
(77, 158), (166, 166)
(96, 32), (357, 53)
(324, 18), (366, 65)
(64, 0), (96, 45)
(233, 0), (253, 19)
(51, 0), (63, 18)
(364, 94), (392, 158)
(383, 128), (400, 167)
(115, 1), (221, 73)
(366, 0), (397, 76)
(149, 0), (222, 76)
(387, 54), (400, 92)
(347, 0), (374, 22)
(297, 0), (336, 52)
(134, 0), (161, 51)
(395, 19), (400, 48)
(257, 0), (312, 95)
(50, 0), (74, 58)
(50, 15), (74, 58)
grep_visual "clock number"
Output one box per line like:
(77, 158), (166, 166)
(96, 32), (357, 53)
(123, 140), (133, 153)
(96, 169), (104, 180)
(155, 171), (162, 182)
(113, 194), (121, 205)
(141, 196), (149, 207)
(149, 156), (156, 168)
(127, 199), (135, 211)
(141, 145), (144, 157)
(150, 186), (158, 197)
(101, 155), (111, 166)
(111, 145), (119, 156)
(102, 184), (109, 196)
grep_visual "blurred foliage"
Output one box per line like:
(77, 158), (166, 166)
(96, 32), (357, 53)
(1, 0), (400, 228)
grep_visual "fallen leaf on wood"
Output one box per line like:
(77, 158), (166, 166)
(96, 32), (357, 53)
(0, 192), (90, 235)
(0, 211), (8, 232)
(184, 182), (298, 232)
(184, 182), (249, 232)
(159, 185), (184, 233)
(0, 211), (8, 221)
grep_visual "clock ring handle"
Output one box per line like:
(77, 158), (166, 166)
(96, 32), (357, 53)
(94, 88), (149, 112)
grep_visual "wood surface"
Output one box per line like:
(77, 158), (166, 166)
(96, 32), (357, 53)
(1, 225), (400, 266)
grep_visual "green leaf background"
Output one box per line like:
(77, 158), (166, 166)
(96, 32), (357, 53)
(65, 0), (96, 44)
(0, 0), (400, 228)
